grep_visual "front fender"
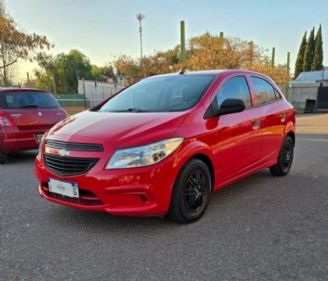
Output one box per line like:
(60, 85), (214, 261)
(172, 139), (215, 176)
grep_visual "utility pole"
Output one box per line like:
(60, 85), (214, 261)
(219, 32), (224, 49)
(26, 72), (30, 86)
(271, 47), (275, 68)
(136, 13), (145, 60)
(248, 41), (254, 66)
(286, 51), (291, 100)
(286, 52), (290, 77)
(180, 20), (186, 62)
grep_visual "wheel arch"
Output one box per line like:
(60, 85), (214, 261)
(172, 140), (215, 192)
(287, 131), (295, 146)
(191, 153), (215, 191)
(184, 153), (215, 191)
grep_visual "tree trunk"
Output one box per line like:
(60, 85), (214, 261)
(1, 56), (8, 86)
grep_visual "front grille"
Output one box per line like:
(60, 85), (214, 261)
(44, 153), (98, 176)
(46, 139), (103, 152)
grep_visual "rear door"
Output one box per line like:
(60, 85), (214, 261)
(250, 76), (286, 164)
(0, 90), (66, 131)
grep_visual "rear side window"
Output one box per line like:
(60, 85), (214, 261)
(216, 76), (252, 107)
(0, 91), (60, 109)
(251, 77), (277, 105)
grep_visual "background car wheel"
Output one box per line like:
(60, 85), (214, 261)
(168, 159), (211, 223)
(270, 135), (294, 176)
(0, 149), (7, 164)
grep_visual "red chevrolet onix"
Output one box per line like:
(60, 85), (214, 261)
(0, 88), (67, 163)
(35, 70), (295, 223)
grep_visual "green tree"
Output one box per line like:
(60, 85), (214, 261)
(312, 25), (323, 71)
(294, 32), (307, 78)
(54, 49), (92, 93)
(34, 53), (56, 92)
(102, 64), (115, 79)
(90, 65), (103, 80)
(34, 49), (93, 94)
(90, 64), (116, 82)
(303, 27), (315, 71)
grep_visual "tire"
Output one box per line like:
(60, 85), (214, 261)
(0, 149), (7, 164)
(168, 159), (211, 223)
(270, 135), (294, 176)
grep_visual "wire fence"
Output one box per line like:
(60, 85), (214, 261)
(56, 97), (104, 115)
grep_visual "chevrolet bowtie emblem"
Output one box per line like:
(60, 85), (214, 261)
(58, 149), (70, 157)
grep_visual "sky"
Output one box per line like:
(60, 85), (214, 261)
(5, 0), (328, 82)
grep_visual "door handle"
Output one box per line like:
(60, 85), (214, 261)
(252, 119), (261, 130)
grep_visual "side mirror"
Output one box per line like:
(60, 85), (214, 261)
(218, 98), (245, 115)
(204, 97), (245, 119)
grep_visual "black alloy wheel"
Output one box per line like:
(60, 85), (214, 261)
(270, 135), (294, 176)
(169, 159), (211, 223)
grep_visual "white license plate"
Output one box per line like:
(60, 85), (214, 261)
(36, 134), (44, 143)
(48, 178), (79, 198)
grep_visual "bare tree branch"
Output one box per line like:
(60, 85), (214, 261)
(0, 58), (17, 69)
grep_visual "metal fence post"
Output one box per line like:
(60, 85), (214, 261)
(83, 78), (87, 109)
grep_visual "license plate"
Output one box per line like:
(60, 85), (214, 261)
(48, 178), (79, 198)
(36, 134), (44, 143)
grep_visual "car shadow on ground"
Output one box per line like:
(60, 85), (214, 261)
(45, 169), (272, 231)
(5, 150), (38, 164)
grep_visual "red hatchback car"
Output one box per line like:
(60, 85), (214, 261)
(35, 70), (295, 223)
(0, 88), (67, 163)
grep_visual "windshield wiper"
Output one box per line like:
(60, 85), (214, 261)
(20, 104), (38, 108)
(111, 108), (146, 113)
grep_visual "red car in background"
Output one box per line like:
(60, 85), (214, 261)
(0, 88), (67, 163)
(35, 70), (295, 223)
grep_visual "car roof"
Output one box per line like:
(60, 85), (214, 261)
(149, 69), (271, 79)
(0, 87), (48, 93)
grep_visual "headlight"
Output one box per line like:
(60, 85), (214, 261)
(36, 133), (48, 160)
(106, 138), (184, 169)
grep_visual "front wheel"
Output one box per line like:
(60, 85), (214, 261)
(168, 159), (211, 223)
(270, 135), (294, 176)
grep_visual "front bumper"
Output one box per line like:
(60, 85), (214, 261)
(35, 154), (179, 216)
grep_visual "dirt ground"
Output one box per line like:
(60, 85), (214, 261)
(64, 106), (87, 115)
(296, 113), (328, 134)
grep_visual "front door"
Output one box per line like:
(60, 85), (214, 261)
(212, 76), (261, 185)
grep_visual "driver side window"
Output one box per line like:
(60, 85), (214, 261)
(216, 76), (252, 108)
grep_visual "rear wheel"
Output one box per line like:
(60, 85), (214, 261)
(168, 159), (211, 223)
(0, 149), (7, 164)
(270, 135), (294, 176)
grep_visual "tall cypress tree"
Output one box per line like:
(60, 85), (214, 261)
(303, 27), (315, 71)
(294, 32), (307, 78)
(312, 25), (323, 70)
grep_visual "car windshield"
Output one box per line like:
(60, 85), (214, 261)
(0, 91), (60, 109)
(98, 74), (215, 112)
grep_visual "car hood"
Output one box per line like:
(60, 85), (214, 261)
(47, 110), (187, 148)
